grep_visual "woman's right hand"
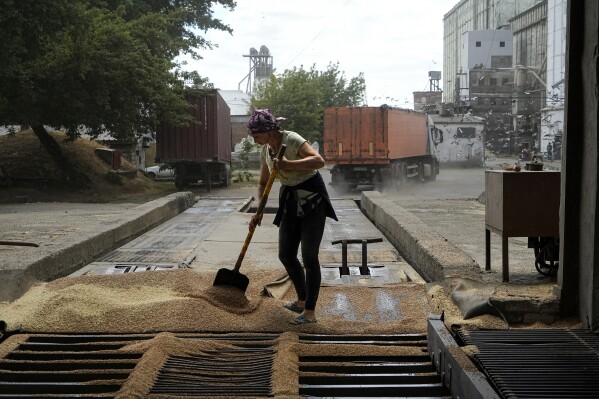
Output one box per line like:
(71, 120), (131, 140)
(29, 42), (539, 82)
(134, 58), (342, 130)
(249, 213), (263, 231)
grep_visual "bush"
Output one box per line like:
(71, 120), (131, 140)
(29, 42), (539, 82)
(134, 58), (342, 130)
(236, 171), (253, 182)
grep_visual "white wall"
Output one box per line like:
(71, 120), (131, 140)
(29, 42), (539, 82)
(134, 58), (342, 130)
(431, 116), (485, 166)
(460, 30), (513, 72)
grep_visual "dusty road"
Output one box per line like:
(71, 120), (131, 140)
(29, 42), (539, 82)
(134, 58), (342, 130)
(321, 161), (562, 286)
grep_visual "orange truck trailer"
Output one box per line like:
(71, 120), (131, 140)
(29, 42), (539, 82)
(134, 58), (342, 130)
(323, 106), (442, 192)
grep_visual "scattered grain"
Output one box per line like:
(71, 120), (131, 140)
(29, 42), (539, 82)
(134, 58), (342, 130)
(448, 345), (479, 372)
(271, 332), (299, 397)
(0, 334), (28, 359)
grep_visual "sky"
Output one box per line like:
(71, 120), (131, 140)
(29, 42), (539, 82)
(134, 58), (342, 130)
(183, 0), (458, 109)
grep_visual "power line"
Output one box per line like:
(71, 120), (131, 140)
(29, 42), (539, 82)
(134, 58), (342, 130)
(284, 0), (353, 68)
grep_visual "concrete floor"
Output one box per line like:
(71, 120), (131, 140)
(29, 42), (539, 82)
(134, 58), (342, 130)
(0, 162), (563, 325)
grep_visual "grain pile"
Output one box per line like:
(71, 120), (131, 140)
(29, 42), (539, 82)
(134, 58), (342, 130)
(0, 268), (431, 334)
(0, 268), (570, 335)
(493, 283), (555, 299)
(0, 267), (574, 398)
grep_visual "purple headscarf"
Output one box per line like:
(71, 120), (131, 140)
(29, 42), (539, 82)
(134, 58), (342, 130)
(247, 109), (285, 134)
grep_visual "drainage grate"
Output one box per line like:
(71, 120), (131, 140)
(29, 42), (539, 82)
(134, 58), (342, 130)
(456, 328), (599, 399)
(150, 348), (275, 397)
(0, 333), (448, 398)
(0, 334), (143, 397)
(298, 334), (450, 398)
(101, 263), (180, 274)
(98, 249), (181, 263)
(0, 333), (277, 398)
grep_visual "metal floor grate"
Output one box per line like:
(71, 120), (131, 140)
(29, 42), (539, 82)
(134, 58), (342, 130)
(98, 249), (181, 263)
(0, 332), (449, 398)
(298, 334), (451, 398)
(150, 348), (275, 397)
(0, 334), (142, 397)
(0, 333), (277, 398)
(456, 328), (599, 399)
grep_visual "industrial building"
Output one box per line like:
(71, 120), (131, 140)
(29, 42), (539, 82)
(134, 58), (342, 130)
(443, 0), (543, 104)
(442, 0), (562, 157)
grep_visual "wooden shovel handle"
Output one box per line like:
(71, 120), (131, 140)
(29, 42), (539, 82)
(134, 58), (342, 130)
(234, 144), (287, 271)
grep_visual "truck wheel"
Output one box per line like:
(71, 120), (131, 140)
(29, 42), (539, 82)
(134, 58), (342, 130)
(175, 175), (186, 189)
(204, 169), (212, 192)
(418, 162), (425, 182)
(398, 164), (407, 188)
(175, 164), (186, 190)
(428, 164), (438, 181)
(388, 164), (401, 191)
(221, 164), (231, 188)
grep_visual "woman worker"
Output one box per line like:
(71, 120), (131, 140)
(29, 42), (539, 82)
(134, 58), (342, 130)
(247, 109), (337, 325)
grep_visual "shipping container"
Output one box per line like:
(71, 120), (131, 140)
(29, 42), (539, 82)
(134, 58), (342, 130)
(156, 90), (232, 189)
(323, 106), (442, 192)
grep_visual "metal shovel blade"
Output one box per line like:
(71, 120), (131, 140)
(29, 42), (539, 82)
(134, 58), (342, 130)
(213, 267), (250, 292)
(212, 144), (287, 294)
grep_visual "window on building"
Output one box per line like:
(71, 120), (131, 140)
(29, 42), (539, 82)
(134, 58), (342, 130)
(456, 127), (476, 139)
(476, 41), (482, 47)
(490, 78), (497, 86)
(502, 77), (509, 85)
(500, 41), (506, 47)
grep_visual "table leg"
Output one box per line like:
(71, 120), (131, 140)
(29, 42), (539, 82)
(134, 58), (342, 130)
(485, 228), (491, 271)
(502, 235), (509, 282)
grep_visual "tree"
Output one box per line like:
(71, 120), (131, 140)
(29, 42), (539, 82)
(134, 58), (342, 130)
(239, 137), (255, 169)
(0, 0), (235, 187)
(250, 63), (366, 144)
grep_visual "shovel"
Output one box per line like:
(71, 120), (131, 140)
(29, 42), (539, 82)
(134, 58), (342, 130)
(213, 144), (287, 292)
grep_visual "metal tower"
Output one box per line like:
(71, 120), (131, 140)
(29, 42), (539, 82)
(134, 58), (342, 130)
(238, 45), (273, 94)
(429, 71), (442, 92)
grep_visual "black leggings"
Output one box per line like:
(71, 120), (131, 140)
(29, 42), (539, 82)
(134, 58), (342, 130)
(278, 200), (326, 311)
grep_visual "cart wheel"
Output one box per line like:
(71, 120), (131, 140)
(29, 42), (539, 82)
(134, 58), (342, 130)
(534, 245), (559, 277)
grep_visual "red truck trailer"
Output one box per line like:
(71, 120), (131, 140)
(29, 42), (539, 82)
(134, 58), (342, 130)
(155, 90), (232, 190)
(323, 106), (442, 192)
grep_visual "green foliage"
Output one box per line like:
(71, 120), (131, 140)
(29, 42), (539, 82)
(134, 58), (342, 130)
(0, 0), (236, 141)
(250, 63), (366, 144)
(236, 170), (254, 182)
(239, 137), (254, 166)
